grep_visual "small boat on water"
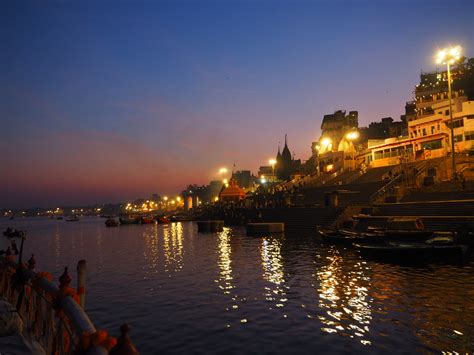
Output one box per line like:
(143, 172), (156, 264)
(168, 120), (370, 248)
(119, 216), (140, 225)
(56, 216), (63, 220)
(355, 241), (469, 264)
(105, 218), (119, 227)
(140, 216), (155, 224)
(155, 216), (170, 224)
(65, 216), (79, 222)
(170, 214), (193, 222)
(317, 227), (382, 245)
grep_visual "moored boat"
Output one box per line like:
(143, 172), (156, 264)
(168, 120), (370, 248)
(155, 216), (170, 224)
(65, 216), (79, 222)
(105, 218), (119, 227)
(355, 242), (469, 264)
(317, 227), (382, 245)
(119, 216), (140, 225)
(140, 216), (155, 224)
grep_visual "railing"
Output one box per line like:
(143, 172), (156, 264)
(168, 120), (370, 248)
(0, 253), (137, 354)
(369, 174), (403, 203)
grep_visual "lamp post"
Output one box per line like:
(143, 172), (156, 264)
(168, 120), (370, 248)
(435, 45), (462, 180)
(345, 130), (359, 171)
(268, 159), (276, 181)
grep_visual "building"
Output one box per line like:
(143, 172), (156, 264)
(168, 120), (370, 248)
(219, 176), (246, 202)
(275, 135), (302, 180)
(313, 110), (359, 172)
(367, 100), (474, 168)
(364, 62), (474, 168)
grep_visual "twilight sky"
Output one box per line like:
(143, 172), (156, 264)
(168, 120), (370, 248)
(1, 0), (473, 208)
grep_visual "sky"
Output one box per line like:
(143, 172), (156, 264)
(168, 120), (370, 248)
(1, 0), (473, 208)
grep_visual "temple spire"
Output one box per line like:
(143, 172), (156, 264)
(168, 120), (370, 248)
(285, 134), (287, 147)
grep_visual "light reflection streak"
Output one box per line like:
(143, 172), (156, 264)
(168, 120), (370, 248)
(162, 223), (184, 273)
(217, 227), (234, 295)
(316, 248), (372, 345)
(260, 236), (288, 309)
(143, 224), (159, 273)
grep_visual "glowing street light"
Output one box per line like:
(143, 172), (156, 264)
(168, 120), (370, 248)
(345, 130), (359, 171)
(346, 130), (359, 141)
(435, 45), (463, 180)
(320, 137), (332, 147)
(268, 159), (277, 181)
(219, 167), (228, 174)
(163, 196), (168, 201)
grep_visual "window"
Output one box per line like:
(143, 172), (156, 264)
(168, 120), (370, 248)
(383, 149), (390, 158)
(374, 150), (383, 160)
(465, 132), (474, 141)
(445, 110), (449, 116)
(437, 123), (440, 130)
(421, 139), (443, 150)
(422, 128), (427, 136)
(454, 135), (463, 143)
(431, 126), (435, 134)
(447, 119), (464, 129)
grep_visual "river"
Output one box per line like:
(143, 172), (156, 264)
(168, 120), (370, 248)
(1, 217), (473, 353)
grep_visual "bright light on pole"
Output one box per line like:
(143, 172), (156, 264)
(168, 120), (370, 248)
(268, 159), (276, 181)
(320, 137), (331, 147)
(435, 45), (462, 180)
(219, 167), (228, 174)
(345, 130), (359, 170)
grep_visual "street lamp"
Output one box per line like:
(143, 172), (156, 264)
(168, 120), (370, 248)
(345, 130), (359, 170)
(268, 159), (276, 181)
(435, 45), (462, 180)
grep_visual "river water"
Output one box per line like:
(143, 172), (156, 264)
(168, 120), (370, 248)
(1, 217), (473, 354)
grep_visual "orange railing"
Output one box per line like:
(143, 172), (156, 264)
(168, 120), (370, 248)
(0, 252), (137, 354)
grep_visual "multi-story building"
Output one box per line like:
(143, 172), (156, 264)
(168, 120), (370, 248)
(313, 110), (359, 172)
(367, 100), (474, 168)
(360, 62), (474, 169)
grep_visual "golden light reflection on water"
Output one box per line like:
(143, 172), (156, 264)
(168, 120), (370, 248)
(261, 236), (288, 309)
(316, 248), (372, 345)
(143, 224), (159, 273)
(217, 227), (234, 295)
(162, 223), (184, 273)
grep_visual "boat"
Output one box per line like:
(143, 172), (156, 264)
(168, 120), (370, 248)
(105, 218), (119, 227)
(56, 216), (63, 220)
(155, 216), (170, 224)
(371, 229), (434, 242)
(355, 242), (469, 264)
(119, 216), (140, 225)
(140, 216), (155, 224)
(317, 227), (382, 245)
(169, 214), (193, 222)
(65, 216), (79, 222)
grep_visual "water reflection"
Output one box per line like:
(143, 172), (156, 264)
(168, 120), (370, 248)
(163, 223), (184, 273)
(261, 236), (288, 310)
(143, 224), (159, 273)
(217, 227), (234, 295)
(316, 247), (372, 345)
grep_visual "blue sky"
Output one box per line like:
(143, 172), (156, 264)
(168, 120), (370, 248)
(1, 0), (473, 207)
